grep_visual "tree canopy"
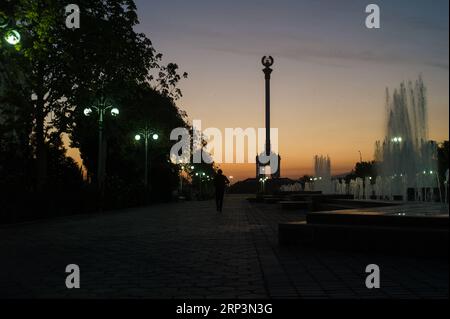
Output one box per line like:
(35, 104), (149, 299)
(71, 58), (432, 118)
(1, 0), (209, 219)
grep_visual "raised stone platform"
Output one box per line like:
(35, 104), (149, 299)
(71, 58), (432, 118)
(247, 193), (355, 208)
(263, 197), (283, 204)
(287, 194), (353, 201)
(307, 209), (448, 228)
(279, 203), (449, 256)
(279, 200), (313, 211)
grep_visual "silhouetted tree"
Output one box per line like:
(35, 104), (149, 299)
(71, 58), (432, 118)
(2, 0), (188, 192)
(354, 161), (377, 180)
(1, 0), (194, 216)
(438, 141), (449, 182)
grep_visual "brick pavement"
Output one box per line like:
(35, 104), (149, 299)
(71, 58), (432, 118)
(0, 195), (447, 298)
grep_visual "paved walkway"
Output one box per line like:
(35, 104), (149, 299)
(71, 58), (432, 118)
(0, 195), (447, 298)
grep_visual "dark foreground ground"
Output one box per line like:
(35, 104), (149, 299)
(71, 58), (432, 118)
(0, 195), (447, 298)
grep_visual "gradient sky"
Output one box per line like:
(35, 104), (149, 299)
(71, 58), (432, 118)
(123, 0), (449, 181)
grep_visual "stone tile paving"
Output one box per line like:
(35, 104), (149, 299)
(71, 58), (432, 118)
(0, 195), (447, 299)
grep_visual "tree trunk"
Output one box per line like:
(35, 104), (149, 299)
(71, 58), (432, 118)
(35, 94), (47, 192)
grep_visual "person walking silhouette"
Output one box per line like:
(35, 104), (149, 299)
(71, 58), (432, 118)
(214, 169), (230, 212)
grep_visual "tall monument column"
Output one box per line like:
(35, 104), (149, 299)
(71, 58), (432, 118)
(257, 56), (281, 180)
(263, 56), (273, 156)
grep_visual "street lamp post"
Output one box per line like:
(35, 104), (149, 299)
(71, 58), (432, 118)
(203, 173), (209, 197)
(259, 177), (268, 193)
(134, 127), (159, 189)
(195, 172), (205, 199)
(84, 97), (119, 192)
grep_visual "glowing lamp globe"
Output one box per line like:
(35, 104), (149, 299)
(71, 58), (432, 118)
(4, 29), (20, 45)
(111, 108), (119, 116)
(83, 108), (93, 116)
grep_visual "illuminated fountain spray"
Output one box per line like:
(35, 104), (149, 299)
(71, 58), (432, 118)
(374, 76), (439, 201)
(312, 155), (333, 193)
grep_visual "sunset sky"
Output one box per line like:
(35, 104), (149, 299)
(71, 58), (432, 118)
(118, 0), (448, 181)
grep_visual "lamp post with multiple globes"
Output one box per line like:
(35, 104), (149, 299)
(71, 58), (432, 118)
(134, 127), (159, 189)
(83, 97), (119, 192)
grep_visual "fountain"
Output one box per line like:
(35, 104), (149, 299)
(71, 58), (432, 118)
(310, 155), (333, 193)
(279, 183), (303, 192)
(374, 76), (439, 201)
(282, 77), (441, 203)
(325, 76), (441, 202)
(279, 76), (448, 254)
